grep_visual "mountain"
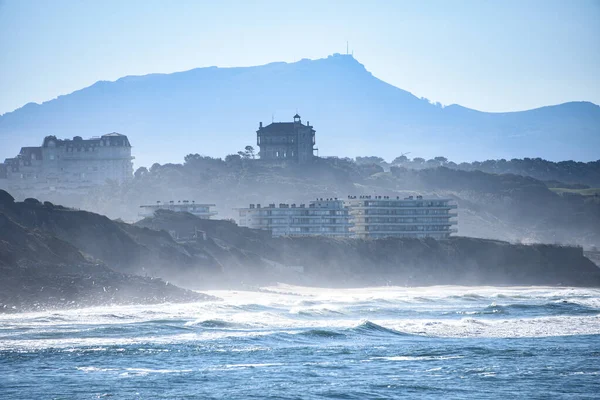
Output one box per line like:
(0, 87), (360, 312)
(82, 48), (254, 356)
(1, 54), (599, 166)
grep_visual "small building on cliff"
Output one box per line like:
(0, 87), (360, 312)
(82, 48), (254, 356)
(256, 114), (316, 163)
(139, 200), (217, 219)
(0, 133), (134, 192)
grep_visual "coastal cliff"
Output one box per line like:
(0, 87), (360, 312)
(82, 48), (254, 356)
(0, 191), (213, 312)
(137, 209), (600, 288)
(2, 190), (600, 312)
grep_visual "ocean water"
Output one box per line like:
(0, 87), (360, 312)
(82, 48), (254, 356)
(1, 285), (600, 399)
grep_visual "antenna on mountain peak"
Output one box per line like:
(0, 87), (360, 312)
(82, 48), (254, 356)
(346, 41), (349, 55)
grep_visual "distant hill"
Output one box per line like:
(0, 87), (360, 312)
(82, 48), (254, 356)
(22, 155), (599, 248)
(1, 54), (599, 166)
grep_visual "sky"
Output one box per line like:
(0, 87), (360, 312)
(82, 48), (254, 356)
(0, 0), (599, 115)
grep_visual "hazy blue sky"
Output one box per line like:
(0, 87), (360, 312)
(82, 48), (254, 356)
(0, 0), (598, 115)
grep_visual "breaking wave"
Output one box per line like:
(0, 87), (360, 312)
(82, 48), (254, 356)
(2, 285), (600, 399)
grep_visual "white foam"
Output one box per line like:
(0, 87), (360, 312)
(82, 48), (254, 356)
(371, 355), (464, 361)
(223, 363), (283, 369)
(125, 367), (193, 374)
(76, 366), (119, 372)
(2, 285), (599, 351)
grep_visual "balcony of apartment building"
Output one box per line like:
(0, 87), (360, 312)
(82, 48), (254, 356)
(351, 222), (458, 228)
(365, 232), (456, 239)
(356, 225), (456, 232)
(350, 204), (457, 212)
(355, 208), (457, 215)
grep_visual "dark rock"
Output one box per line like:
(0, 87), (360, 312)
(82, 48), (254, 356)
(0, 189), (14, 205)
(23, 198), (41, 206)
(0, 191), (218, 312)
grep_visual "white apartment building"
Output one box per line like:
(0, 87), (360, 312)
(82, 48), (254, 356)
(236, 195), (458, 239)
(345, 195), (457, 239)
(139, 200), (217, 219)
(237, 198), (352, 237)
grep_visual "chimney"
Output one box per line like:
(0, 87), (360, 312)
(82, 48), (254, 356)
(259, 122), (263, 128)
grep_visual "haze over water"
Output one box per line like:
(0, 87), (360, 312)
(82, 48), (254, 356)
(1, 285), (599, 399)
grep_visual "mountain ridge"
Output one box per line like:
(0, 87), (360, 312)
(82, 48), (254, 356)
(5, 55), (597, 117)
(1, 54), (599, 166)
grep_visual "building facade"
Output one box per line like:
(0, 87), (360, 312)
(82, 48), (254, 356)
(345, 195), (457, 239)
(256, 114), (316, 163)
(236, 195), (457, 239)
(237, 198), (352, 237)
(139, 200), (217, 219)
(0, 133), (134, 191)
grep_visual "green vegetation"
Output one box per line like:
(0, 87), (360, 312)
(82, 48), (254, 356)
(385, 156), (600, 188)
(18, 152), (597, 249)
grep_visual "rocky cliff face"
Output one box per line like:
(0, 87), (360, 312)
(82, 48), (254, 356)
(272, 236), (600, 287)
(136, 210), (600, 288)
(0, 191), (214, 312)
(2, 190), (599, 313)
(0, 193), (222, 278)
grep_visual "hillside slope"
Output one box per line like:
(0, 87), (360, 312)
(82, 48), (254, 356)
(34, 158), (598, 248)
(0, 191), (222, 283)
(1, 54), (599, 165)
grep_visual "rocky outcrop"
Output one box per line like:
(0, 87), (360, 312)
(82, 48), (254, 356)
(0, 260), (209, 313)
(0, 191), (215, 312)
(272, 236), (600, 287)
(0, 192), (222, 280)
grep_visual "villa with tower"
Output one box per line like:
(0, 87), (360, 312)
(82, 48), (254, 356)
(256, 114), (316, 163)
